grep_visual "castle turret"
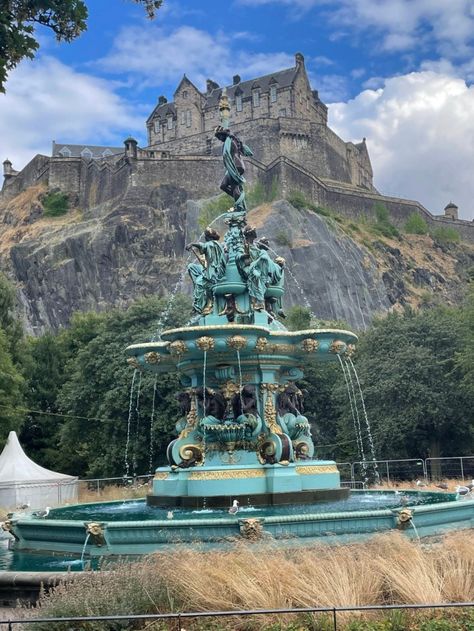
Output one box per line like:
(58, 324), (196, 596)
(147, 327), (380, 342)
(3, 158), (18, 180)
(295, 52), (305, 68)
(444, 202), (458, 220)
(124, 136), (138, 159)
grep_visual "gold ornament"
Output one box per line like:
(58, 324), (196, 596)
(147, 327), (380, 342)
(239, 518), (264, 541)
(329, 340), (346, 355)
(295, 465), (338, 474)
(221, 380), (240, 400)
(169, 340), (187, 356)
(261, 384), (281, 434)
(196, 336), (215, 351)
(179, 444), (204, 466)
(127, 357), (140, 369)
(346, 343), (356, 358)
(227, 335), (247, 350)
(86, 522), (105, 546)
(255, 337), (268, 352)
(397, 508), (413, 526)
(154, 472), (168, 480)
(301, 338), (319, 353)
(144, 352), (161, 364)
(188, 469), (265, 480)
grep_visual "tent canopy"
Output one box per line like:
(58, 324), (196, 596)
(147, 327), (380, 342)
(0, 431), (76, 485)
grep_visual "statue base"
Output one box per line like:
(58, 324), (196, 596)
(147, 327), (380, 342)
(148, 460), (347, 509)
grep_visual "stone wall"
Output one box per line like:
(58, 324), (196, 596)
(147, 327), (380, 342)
(1, 155), (50, 200)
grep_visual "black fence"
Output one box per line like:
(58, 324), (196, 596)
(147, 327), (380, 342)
(2, 602), (474, 630)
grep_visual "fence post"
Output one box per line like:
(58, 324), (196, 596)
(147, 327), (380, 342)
(96, 479), (100, 495)
(177, 612), (182, 631)
(333, 607), (337, 630)
(423, 459), (428, 482)
(386, 461), (390, 485)
(460, 457), (465, 482)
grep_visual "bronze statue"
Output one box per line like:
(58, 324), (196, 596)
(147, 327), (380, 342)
(196, 387), (227, 422)
(186, 227), (226, 315)
(215, 125), (253, 212)
(232, 384), (258, 419)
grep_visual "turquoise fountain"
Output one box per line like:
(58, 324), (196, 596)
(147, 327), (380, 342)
(6, 91), (474, 562)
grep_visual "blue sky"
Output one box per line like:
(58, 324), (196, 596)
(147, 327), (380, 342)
(1, 0), (474, 219)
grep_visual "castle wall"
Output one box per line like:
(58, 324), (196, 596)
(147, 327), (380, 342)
(1, 155), (50, 199)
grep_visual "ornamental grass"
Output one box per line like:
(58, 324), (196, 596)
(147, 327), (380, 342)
(25, 530), (474, 630)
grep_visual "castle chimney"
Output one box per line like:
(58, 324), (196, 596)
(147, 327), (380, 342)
(124, 136), (138, 159)
(444, 202), (458, 221)
(233, 75), (241, 85)
(295, 52), (305, 68)
(158, 95), (167, 105)
(206, 79), (219, 94)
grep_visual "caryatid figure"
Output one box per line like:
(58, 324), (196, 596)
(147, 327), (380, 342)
(186, 227), (226, 315)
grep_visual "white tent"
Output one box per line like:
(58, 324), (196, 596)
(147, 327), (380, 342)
(0, 431), (78, 510)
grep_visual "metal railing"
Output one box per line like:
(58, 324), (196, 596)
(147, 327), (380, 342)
(1, 601), (474, 630)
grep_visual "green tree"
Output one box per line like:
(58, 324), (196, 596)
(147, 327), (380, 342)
(286, 305), (312, 331)
(0, 271), (24, 362)
(55, 294), (190, 477)
(0, 328), (24, 441)
(347, 307), (473, 461)
(0, 0), (163, 92)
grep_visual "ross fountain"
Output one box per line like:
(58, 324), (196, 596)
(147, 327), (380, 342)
(6, 90), (474, 564)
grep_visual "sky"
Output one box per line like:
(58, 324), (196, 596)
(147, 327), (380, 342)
(1, 0), (474, 219)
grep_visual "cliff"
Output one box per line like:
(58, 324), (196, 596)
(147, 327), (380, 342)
(0, 185), (472, 334)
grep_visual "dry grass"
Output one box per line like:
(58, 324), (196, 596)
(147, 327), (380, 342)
(77, 482), (149, 504)
(29, 531), (474, 630)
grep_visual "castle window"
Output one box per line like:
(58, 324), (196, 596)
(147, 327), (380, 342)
(182, 90), (188, 99)
(279, 108), (287, 117)
(252, 89), (260, 107)
(270, 85), (277, 103)
(181, 111), (186, 125)
(102, 149), (113, 157)
(167, 116), (173, 130)
(236, 94), (243, 111)
(59, 147), (71, 157)
(186, 110), (192, 127)
(154, 120), (160, 133)
(81, 148), (93, 159)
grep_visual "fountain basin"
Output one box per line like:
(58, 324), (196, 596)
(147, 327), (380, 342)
(8, 491), (473, 558)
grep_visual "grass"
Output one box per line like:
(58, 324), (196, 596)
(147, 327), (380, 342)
(431, 226), (461, 245)
(28, 531), (474, 630)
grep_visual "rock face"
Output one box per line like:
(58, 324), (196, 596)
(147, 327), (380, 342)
(0, 186), (472, 334)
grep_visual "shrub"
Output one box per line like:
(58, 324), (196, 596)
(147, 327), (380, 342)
(404, 212), (429, 235)
(42, 191), (69, 217)
(274, 230), (293, 247)
(246, 180), (267, 209)
(431, 226), (461, 245)
(286, 190), (307, 210)
(198, 194), (231, 230)
(370, 202), (400, 238)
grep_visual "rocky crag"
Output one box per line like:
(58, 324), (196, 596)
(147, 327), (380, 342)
(0, 184), (472, 334)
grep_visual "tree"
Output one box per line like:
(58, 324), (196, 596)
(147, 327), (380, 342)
(0, 328), (24, 442)
(346, 306), (473, 462)
(55, 294), (190, 477)
(0, 0), (163, 92)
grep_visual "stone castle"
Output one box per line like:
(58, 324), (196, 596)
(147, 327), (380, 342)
(1, 52), (472, 238)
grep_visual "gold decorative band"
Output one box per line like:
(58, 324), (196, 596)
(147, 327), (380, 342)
(295, 465), (338, 475)
(189, 469), (265, 480)
(154, 472), (169, 480)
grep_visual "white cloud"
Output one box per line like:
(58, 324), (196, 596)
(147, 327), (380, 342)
(238, 0), (474, 61)
(330, 70), (474, 220)
(0, 56), (143, 171)
(99, 25), (295, 91)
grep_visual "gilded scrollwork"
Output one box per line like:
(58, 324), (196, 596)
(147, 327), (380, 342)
(260, 383), (281, 434)
(196, 336), (215, 351)
(144, 351), (161, 364)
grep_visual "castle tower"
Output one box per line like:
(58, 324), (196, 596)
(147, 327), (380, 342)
(3, 159), (17, 180)
(444, 202), (458, 220)
(124, 137), (138, 159)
